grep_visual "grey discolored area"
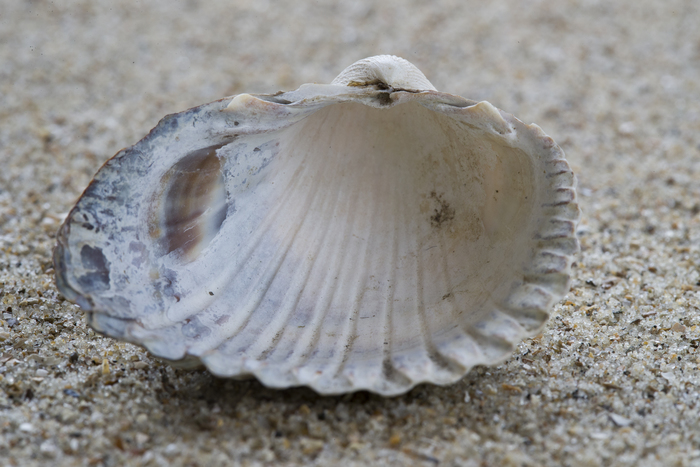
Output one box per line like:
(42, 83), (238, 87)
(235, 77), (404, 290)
(181, 317), (212, 340)
(76, 245), (110, 292)
(1, 1), (700, 466)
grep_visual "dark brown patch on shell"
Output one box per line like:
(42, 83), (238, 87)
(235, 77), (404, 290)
(429, 191), (455, 228)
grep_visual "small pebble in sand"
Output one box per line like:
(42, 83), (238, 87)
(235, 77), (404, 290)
(671, 322), (686, 333)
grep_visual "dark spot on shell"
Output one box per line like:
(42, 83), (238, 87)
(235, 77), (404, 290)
(80, 245), (107, 271)
(347, 78), (391, 90)
(429, 191), (455, 228)
(77, 245), (110, 292)
(376, 92), (392, 106)
(215, 314), (230, 325)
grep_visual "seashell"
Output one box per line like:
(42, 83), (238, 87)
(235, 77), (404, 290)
(54, 55), (579, 396)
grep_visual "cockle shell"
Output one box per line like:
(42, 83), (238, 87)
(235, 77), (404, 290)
(54, 56), (579, 396)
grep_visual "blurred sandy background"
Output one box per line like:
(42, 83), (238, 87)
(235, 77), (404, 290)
(1, 0), (700, 465)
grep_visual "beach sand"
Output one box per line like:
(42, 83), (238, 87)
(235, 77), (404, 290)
(1, 1), (699, 465)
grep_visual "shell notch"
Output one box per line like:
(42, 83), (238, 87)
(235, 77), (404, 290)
(54, 55), (580, 396)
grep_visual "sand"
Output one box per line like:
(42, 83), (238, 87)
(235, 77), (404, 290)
(1, 0), (700, 465)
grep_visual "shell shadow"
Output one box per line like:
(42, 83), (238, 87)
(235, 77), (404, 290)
(157, 360), (525, 436)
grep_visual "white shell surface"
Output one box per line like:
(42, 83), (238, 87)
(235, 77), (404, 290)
(54, 56), (579, 396)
